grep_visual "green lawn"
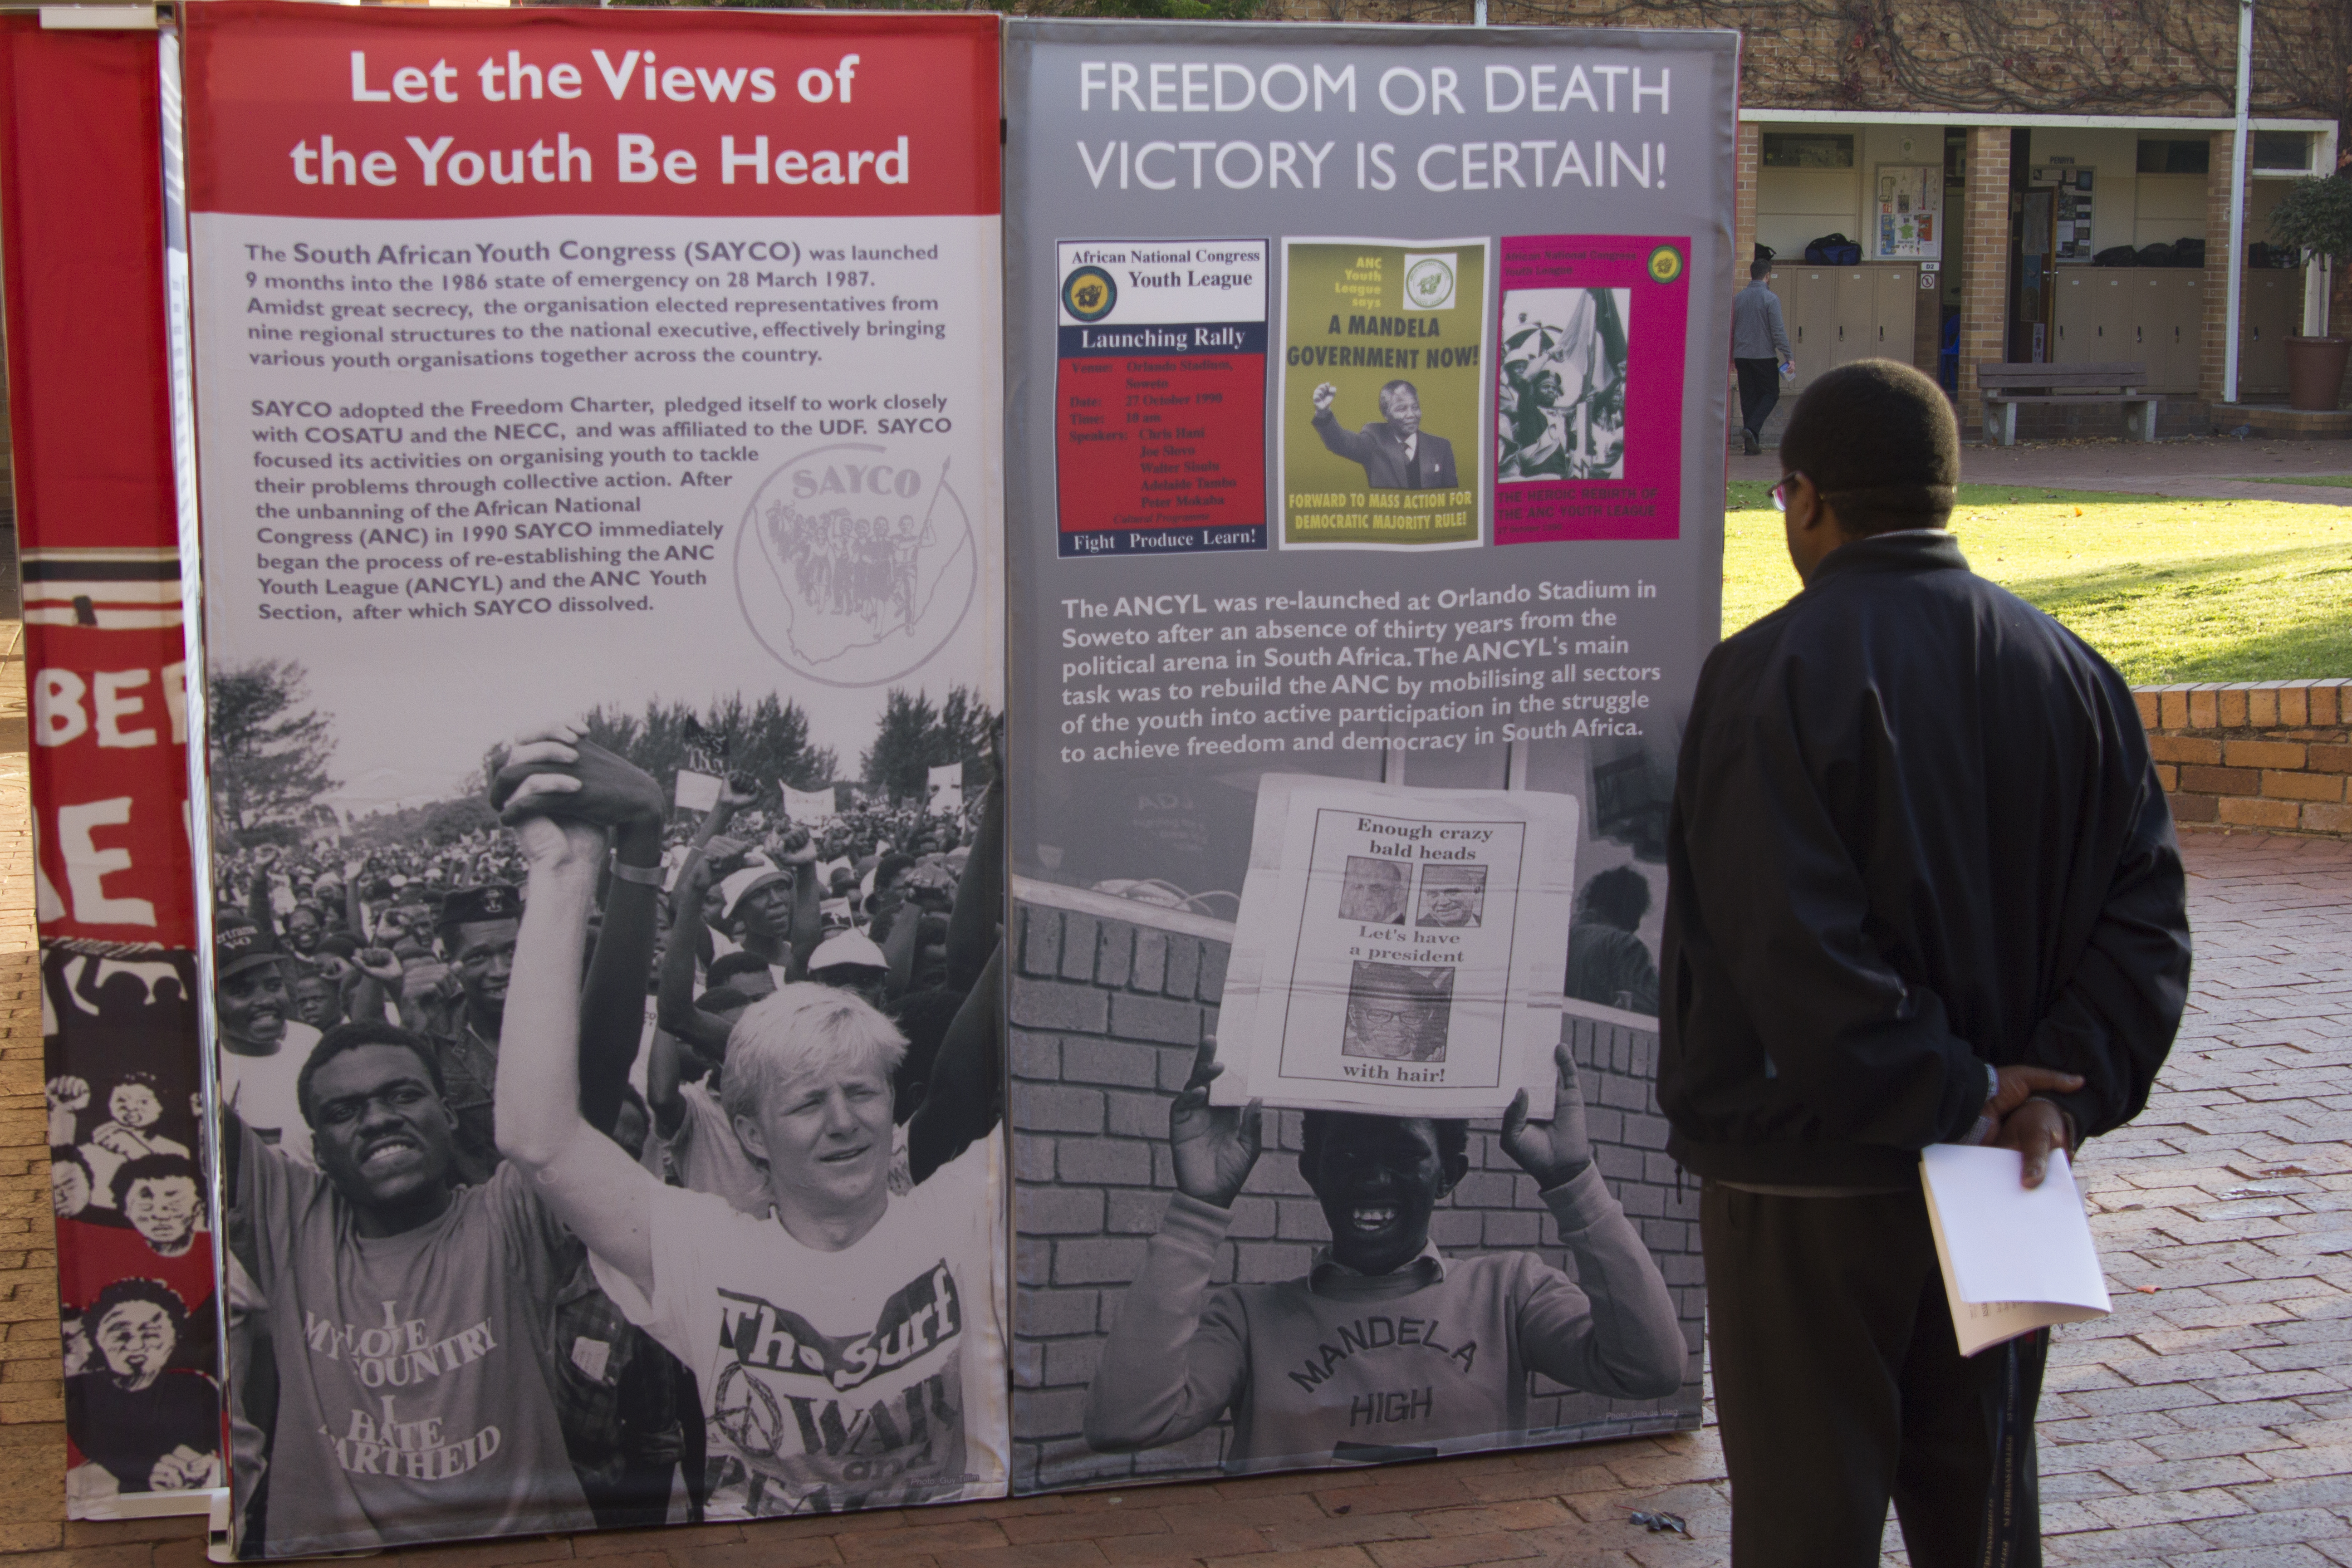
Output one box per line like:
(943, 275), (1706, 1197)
(1724, 482), (2352, 683)
(2248, 474), (2352, 489)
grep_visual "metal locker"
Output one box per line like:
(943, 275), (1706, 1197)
(1873, 266), (1916, 360)
(2147, 273), (2200, 392)
(2051, 273), (2094, 363)
(2090, 272), (2132, 362)
(2238, 274), (2298, 396)
(1832, 267), (1875, 367)
(2173, 274), (2205, 393)
(2127, 274), (2164, 385)
(1789, 268), (1838, 386)
(2148, 274), (2203, 393)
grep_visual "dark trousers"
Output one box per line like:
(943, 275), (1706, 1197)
(1735, 357), (1782, 437)
(1702, 1182), (2047, 1568)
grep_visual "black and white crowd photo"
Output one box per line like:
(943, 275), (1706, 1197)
(205, 629), (1009, 1553)
(1496, 286), (1632, 481)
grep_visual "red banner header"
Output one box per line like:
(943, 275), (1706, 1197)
(186, 1), (1001, 220)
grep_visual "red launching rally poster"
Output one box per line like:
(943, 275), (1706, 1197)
(1054, 239), (1268, 556)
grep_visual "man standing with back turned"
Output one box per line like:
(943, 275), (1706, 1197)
(1661, 360), (2190, 1566)
(1730, 260), (1792, 456)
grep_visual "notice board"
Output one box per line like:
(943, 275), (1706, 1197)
(1001, 20), (1737, 1494)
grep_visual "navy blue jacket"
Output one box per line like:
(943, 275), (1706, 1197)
(1660, 530), (2190, 1185)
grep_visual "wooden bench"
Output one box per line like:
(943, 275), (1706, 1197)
(1974, 362), (2161, 446)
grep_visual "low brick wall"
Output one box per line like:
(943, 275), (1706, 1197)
(2136, 680), (2352, 833)
(1005, 878), (1705, 1496)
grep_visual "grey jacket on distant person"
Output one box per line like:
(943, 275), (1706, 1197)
(1731, 280), (1792, 362)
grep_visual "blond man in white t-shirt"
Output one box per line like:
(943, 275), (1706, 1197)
(494, 725), (1008, 1519)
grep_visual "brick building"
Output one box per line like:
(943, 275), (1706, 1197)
(1265, 0), (2350, 437)
(1711, 0), (2342, 436)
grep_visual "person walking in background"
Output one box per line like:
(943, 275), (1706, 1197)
(1660, 359), (2190, 1566)
(1730, 260), (1793, 456)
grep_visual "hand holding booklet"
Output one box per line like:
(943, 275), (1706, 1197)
(1920, 1143), (2113, 1355)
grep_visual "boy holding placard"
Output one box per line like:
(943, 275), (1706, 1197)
(1082, 1038), (1684, 1470)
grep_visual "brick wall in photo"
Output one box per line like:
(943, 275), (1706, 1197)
(1007, 887), (1705, 1496)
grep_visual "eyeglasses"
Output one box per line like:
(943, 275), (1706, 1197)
(1770, 474), (1806, 513)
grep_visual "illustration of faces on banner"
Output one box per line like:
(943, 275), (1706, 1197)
(46, 946), (220, 1510)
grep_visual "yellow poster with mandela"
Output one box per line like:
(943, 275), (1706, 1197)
(1278, 237), (1490, 550)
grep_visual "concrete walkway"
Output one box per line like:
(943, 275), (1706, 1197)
(1730, 435), (2352, 507)
(0, 826), (2343, 1567)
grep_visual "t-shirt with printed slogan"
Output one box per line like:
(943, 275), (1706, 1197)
(1083, 1164), (1689, 1472)
(232, 1122), (594, 1557)
(593, 1137), (1007, 1519)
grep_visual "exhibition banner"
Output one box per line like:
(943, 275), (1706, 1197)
(0, 20), (222, 1519)
(1002, 20), (1735, 1492)
(183, 3), (1006, 1553)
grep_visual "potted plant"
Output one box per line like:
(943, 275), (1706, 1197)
(2268, 173), (2352, 411)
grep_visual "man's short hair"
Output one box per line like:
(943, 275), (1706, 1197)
(52, 1144), (90, 1179)
(1750, 258), (1773, 279)
(706, 951), (773, 991)
(721, 983), (909, 1131)
(88, 1276), (188, 1337)
(1298, 1110), (1470, 1170)
(110, 1152), (202, 1213)
(1578, 866), (1653, 931)
(1779, 359), (1960, 536)
(697, 984), (756, 1019)
(296, 1020), (447, 1126)
(1378, 379), (1420, 414)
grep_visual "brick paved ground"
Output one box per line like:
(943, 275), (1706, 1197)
(0, 819), (2342, 1565)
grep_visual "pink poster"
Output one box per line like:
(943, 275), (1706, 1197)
(1492, 235), (1689, 544)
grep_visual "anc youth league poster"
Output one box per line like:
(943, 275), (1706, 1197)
(181, 3), (1007, 1551)
(1003, 22), (1735, 1493)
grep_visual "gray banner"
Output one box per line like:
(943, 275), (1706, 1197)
(1004, 20), (1737, 1494)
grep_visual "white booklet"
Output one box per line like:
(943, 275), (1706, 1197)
(1921, 1143), (2113, 1356)
(1210, 774), (1579, 1118)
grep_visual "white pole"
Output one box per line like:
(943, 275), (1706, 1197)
(2222, 0), (2253, 405)
(1475, 0), (1488, 23)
